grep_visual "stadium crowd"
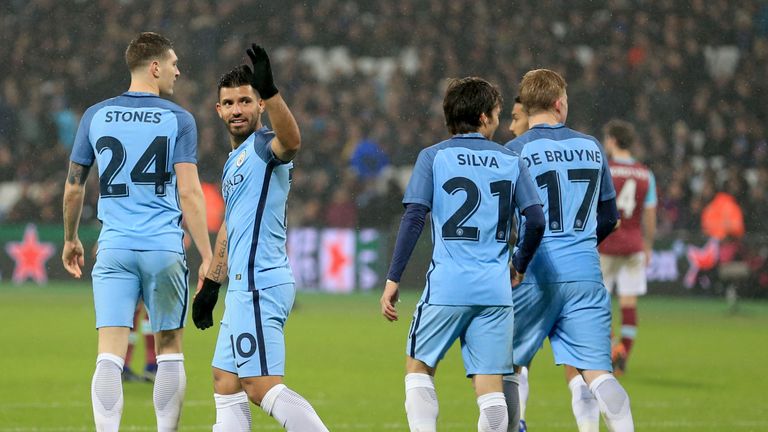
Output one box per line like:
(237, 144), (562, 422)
(1, 0), (766, 240)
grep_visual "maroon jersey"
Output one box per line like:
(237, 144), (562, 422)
(599, 158), (655, 256)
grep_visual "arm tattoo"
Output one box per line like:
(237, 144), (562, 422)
(66, 162), (91, 185)
(210, 262), (225, 282)
(216, 238), (227, 259)
(209, 238), (228, 282)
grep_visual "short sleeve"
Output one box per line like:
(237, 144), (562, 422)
(252, 129), (285, 164)
(403, 148), (435, 209)
(598, 145), (616, 201)
(513, 158), (542, 210)
(171, 111), (198, 164)
(645, 171), (658, 207)
(70, 107), (96, 166)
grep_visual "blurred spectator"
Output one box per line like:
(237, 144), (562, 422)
(350, 138), (389, 180)
(701, 191), (745, 241)
(0, 0), (764, 239)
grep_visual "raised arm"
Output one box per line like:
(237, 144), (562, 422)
(246, 44), (301, 162)
(62, 161), (91, 278)
(175, 162), (213, 285)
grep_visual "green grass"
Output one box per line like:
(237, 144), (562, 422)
(0, 282), (766, 431)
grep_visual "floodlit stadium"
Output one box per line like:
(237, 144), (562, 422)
(0, 1), (766, 431)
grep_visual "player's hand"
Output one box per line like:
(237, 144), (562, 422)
(197, 258), (211, 292)
(644, 246), (653, 267)
(509, 250), (525, 288)
(193, 277), (221, 330)
(511, 268), (525, 288)
(62, 239), (85, 279)
(245, 44), (278, 100)
(380, 279), (400, 322)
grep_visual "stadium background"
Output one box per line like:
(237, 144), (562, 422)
(0, 1), (767, 431)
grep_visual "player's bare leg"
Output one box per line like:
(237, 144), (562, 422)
(582, 370), (634, 432)
(212, 368), (251, 432)
(564, 365), (599, 432)
(92, 327), (130, 432)
(153, 328), (186, 432)
(231, 370), (328, 431)
(473, 374), (509, 432)
(405, 357), (439, 432)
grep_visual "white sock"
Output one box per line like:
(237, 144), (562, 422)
(153, 353), (186, 432)
(213, 391), (251, 432)
(404, 373), (439, 432)
(91, 353), (124, 432)
(261, 383), (329, 432)
(502, 375), (520, 432)
(589, 374), (634, 432)
(569, 375), (600, 432)
(518, 367), (529, 422)
(477, 392), (508, 432)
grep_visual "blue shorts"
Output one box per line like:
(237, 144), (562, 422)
(512, 281), (612, 371)
(92, 249), (189, 332)
(406, 302), (514, 376)
(212, 284), (295, 378)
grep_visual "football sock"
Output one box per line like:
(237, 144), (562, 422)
(260, 383), (329, 432)
(620, 306), (637, 359)
(502, 375), (520, 432)
(91, 353), (124, 432)
(404, 373), (439, 432)
(589, 374), (634, 431)
(213, 391), (251, 432)
(568, 374), (599, 432)
(153, 353), (186, 432)
(477, 392), (508, 432)
(518, 367), (529, 422)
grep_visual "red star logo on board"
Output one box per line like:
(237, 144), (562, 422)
(5, 224), (56, 284)
(328, 240), (350, 277)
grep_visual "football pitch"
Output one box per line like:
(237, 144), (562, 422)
(0, 282), (766, 431)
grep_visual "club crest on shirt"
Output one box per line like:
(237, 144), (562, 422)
(236, 150), (247, 167)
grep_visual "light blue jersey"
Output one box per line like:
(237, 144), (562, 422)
(404, 133), (541, 306)
(70, 92), (197, 253)
(506, 123), (616, 284)
(222, 127), (294, 291)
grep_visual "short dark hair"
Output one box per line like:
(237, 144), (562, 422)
(125, 32), (174, 71)
(443, 77), (502, 135)
(603, 119), (636, 150)
(217, 65), (255, 97)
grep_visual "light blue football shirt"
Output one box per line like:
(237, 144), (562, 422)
(70, 92), (197, 253)
(505, 123), (616, 284)
(222, 127), (294, 291)
(404, 133), (541, 306)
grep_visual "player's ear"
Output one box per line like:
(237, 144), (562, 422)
(257, 98), (265, 114)
(150, 60), (161, 78)
(215, 102), (224, 119)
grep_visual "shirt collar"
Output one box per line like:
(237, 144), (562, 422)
(453, 132), (485, 139)
(530, 122), (565, 130)
(122, 91), (158, 97)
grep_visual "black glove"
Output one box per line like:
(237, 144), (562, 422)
(193, 278), (222, 330)
(246, 44), (278, 100)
